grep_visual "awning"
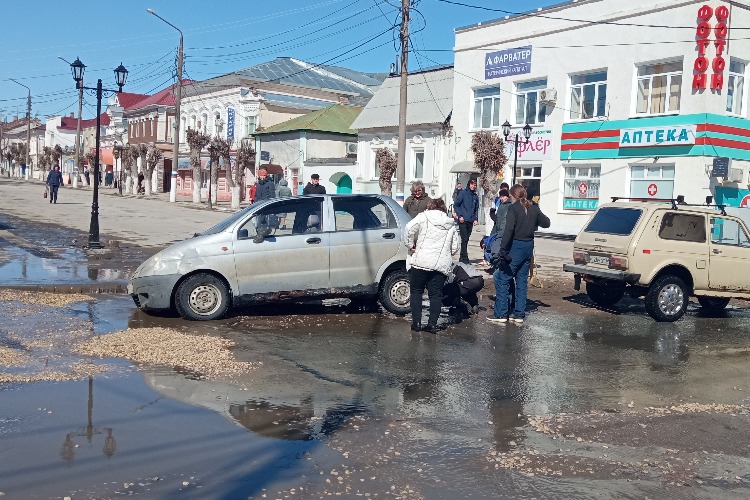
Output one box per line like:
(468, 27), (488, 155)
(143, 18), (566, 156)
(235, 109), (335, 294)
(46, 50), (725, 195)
(100, 147), (114, 166)
(450, 160), (478, 173)
(260, 163), (283, 175)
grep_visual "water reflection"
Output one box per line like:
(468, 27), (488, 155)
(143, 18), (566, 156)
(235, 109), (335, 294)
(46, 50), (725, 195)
(58, 377), (117, 463)
(0, 245), (128, 285)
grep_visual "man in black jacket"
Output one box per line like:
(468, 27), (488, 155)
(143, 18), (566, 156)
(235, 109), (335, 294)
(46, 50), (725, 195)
(302, 173), (326, 195)
(46, 165), (64, 204)
(254, 167), (276, 203)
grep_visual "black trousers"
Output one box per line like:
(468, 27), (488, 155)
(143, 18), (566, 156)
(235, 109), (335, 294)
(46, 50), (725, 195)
(458, 221), (474, 263)
(409, 268), (446, 328)
(49, 185), (60, 202)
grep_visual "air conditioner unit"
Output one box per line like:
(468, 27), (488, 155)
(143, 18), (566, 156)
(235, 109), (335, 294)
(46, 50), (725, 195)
(346, 142), (358, 155)
(729, 168), (744, 183)
(539, 88), (557, 102)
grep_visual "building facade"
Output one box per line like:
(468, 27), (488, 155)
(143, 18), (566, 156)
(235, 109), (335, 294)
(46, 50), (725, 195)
(453, 0), (750, 235)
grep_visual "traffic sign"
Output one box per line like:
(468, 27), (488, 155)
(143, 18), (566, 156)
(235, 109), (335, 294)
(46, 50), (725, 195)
(578, 182), (588, 195)
(741, 194), (750, 208)
(647, 183), (658, 196)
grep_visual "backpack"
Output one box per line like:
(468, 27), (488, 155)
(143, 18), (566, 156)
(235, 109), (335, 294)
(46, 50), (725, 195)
(482, 233), (498, 263)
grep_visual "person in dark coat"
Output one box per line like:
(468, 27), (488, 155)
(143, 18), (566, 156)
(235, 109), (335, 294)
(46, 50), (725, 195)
(46, 165), (64, 204)
(442, 262), (484, 318)
(276, 178), (293, 197)
(452, 182), (462, 202)
(403, 180), (430, 218)
(452, 178), (479, 264)
(302, 173), (326, 195)
(254, 167), (276, 202)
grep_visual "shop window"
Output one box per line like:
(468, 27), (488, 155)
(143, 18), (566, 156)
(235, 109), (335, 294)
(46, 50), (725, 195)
(563, 165), (601, 211)
(515, 80), (547, 125)
(630, 165), (675, 199)
(245, 115), (257, 136)
(515, 165), (542, 199)
(413, 150), (424, 179)
(472, 87), (500, 129)
(727, 59), (746, 116)
(570, 72), (607, 120)
(635, 61), (682, 115)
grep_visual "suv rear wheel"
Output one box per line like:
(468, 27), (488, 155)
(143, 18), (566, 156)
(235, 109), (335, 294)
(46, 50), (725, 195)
(697, 296), (730, 310)
(380, 270), (410, 315)
(645, 275), (688, 322)
(586, 282), (626, 307)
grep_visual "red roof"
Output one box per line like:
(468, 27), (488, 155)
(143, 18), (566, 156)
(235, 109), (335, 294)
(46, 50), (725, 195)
(117, 92), (150, 110)
(58, 113), (110, 131)
(128, 79), (193, 110)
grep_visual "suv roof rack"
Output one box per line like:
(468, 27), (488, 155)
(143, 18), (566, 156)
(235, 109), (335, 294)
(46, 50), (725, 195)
(610, 197), (727, 215)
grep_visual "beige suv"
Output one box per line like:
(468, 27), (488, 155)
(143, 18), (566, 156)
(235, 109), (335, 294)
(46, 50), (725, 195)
(563, 199), (750, 322)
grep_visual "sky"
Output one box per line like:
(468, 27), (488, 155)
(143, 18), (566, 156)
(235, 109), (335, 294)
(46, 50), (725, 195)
(0, 0), (558, 122)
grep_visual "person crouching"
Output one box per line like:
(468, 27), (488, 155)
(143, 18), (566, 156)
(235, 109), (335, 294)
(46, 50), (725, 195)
(403, 198), (460, 333)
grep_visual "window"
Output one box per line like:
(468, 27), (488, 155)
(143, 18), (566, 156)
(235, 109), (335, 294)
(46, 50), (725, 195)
(167, 117), (174, 143)
(630, 165), (675, 199)
(515, 165), (542, 198)
(239, 199), (324, 238)
(727, 59), (746, 115)
(710, 217), (750, 247)
(413, 150), (424, 179)
(585, 208), (642, 236)
(332, 197), (396, 231)
(245, 115), (257, 136)
(563, 165), (600, 211)
(636, 61), (682, 115)
(659, 213), (706, 243)
(472, 87), (500, 129)
(570, 72), (607, 120)
(515, 79), (547, 125)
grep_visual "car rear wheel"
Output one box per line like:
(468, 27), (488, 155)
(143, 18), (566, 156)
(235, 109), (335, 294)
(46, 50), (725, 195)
(175, 273), (230, 321)
(697, 296), (730, 310)
(645, 275), (688, 322)
(380, 270), (410, 315)
(586, 282), (626, 307)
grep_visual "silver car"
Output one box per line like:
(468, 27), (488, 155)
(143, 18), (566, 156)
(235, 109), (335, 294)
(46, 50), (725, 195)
(128, 194), (411, 320)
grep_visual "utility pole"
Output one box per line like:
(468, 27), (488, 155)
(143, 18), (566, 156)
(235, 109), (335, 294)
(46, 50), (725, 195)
(395, 0), (410, 205)
(10, 79), (31, 180)
(59, 56), (83, 188)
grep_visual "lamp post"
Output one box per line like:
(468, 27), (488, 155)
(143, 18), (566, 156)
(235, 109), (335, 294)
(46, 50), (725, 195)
(147, 8), (183, 203)
(59, 56), (84, 189)
(9, 79), (31, 180)
(502, 121), (532, 187)
(69, 58), (128, 249)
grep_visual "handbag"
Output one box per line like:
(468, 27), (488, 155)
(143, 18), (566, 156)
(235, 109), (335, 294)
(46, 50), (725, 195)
(43, 188), (48, 199)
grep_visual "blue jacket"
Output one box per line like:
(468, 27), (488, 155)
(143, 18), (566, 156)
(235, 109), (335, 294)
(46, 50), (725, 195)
(46, 170), (64, 187)
(254, 176), (276, 203)
(454, 187), (479, 222)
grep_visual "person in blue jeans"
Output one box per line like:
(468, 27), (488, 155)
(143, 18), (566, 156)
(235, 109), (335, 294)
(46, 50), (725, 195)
(46, 165), (64, 204)
(488, 184), (550, 325)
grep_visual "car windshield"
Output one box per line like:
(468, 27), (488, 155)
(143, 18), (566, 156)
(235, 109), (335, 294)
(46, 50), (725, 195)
(199, 205), (255, 236)
(584, 207), (642, 235)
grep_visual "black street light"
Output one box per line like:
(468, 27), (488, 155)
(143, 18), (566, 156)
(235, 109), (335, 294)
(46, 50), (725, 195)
(502, 120), (533, 187)
(69, 58), (128, 249)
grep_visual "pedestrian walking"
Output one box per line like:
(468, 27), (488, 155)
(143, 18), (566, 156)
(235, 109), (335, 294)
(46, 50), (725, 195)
(488, 184), (550, 325)
(46, 165), (64, 204)
(83, 166), (90, 185)
(403, 180), (430, 218)
(254, 167), (276, 202)
(452, 178), (479, 264)
(275, 179), (293, 229)
(452, 182), (462, 202)
(105, 170), (114, 188)
(302, 173), (326, 195)
(404, 198), (460, 333)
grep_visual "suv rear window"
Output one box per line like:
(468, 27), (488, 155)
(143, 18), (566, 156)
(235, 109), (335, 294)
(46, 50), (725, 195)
(584, 207), (642, 235)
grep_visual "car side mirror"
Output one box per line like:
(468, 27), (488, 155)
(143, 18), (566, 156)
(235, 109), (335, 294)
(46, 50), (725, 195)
(238, 228), (249, 239)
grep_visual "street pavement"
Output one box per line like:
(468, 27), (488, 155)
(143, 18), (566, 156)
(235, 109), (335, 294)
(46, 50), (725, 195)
(0, 176), (573, 263)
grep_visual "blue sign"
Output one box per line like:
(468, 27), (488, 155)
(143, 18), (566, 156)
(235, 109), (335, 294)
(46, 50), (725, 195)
(260, 151), (270, 161)
(485, 46), (532, 80)
(227, 107), (235, 142)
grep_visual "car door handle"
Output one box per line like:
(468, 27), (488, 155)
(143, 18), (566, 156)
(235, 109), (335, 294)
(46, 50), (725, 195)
(306, 237), (322, 244)
(382, 232), (395, 239)
(712, 249), (722, 254)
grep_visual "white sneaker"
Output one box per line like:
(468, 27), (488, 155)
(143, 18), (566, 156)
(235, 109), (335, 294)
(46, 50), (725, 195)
(487, 315), (508, 324)
(510, 317), (524, 324)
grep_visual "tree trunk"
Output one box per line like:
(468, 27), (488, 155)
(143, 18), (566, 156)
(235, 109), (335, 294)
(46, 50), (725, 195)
(125, 170), (133, 194)
(210, 163), (219, 207)
(231, 185), (241, 210)
(144, 167), (154, 196)
(192, 156), (201, 203)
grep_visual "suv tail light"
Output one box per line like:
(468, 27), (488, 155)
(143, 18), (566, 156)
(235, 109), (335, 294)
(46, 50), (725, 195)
(609, 256), (629, 270)
(573, 250), (588, 264)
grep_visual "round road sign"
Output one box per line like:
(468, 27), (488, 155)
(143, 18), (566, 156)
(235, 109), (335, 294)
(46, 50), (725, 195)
(647, 183), (658, 196)
(741, 194), (750, 208)
(578, 182), (588, 195)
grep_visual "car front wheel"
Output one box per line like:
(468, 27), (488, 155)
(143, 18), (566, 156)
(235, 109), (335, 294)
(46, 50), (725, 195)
(379, 270), (410, 315)
(586, 282), (626, 307)
(645, 275), (688, 322)
(175, 273), (230, 321)
(697, 296), (730, 310)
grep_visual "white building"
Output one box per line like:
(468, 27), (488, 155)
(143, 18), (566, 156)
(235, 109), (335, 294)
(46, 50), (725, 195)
(351, 66), (455, 202)
(453, 0), (750, 235)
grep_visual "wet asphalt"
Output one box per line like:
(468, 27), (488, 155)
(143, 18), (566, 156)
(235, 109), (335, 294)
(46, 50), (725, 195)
(1, 188), (750, 498)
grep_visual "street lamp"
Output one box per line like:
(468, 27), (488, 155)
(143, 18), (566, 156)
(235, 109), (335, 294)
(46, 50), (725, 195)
(69, 58), (128, 249)
(502, 121), (532, 186)
(9, 79), (31, 180)
(147, 8), (183, 203)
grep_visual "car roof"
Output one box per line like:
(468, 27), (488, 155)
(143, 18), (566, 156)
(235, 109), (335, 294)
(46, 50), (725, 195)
(597, 201), (722, 216)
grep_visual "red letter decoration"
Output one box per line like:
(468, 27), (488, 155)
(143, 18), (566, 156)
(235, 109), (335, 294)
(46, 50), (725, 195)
(693, 4), (730, 91)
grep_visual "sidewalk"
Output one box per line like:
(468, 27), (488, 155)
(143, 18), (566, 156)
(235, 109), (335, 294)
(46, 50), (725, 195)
(0, 177), (573, 278)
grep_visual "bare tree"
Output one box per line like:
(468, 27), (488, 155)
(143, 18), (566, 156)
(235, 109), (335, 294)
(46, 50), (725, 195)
(11, 143), (26, 178)
(38, 147), (50, 174)
(121, 146), (134, 194)
(2, 147), (12, 178)
(234, 142), (255, 209)
(186, 128), (210, 204)
(470, 131), (508, 213)
(145, 145), (163, 197)
(207, 137), (230, 210)
(137, 144), (148, 195)
(127, 145), (140, 193)
(52, 145), (63, 170)
(375, 148), (398, 197)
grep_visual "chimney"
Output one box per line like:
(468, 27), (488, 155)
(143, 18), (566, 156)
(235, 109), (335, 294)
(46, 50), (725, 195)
(70, 113), (75, 118)
(13, 115), (18, 122)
